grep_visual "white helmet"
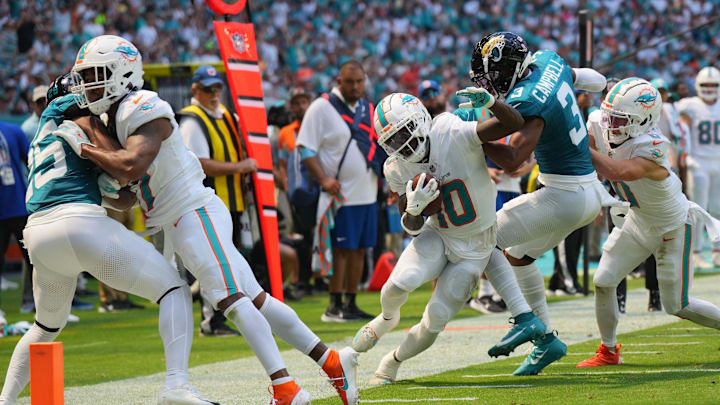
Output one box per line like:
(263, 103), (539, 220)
(374, 93), (432, 163)
(70, 35), (144, 114)
(601, 77), (662, 146)
(695, 66), (720, 102)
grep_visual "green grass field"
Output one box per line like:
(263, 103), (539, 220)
(1, 273), (718, 403)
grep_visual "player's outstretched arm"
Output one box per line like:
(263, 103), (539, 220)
(590, 149), (668, 182)
(481, 117), (544, 173)
(572, 68), (606, 92)
(455, 87), (524, 143)
(80, 118), (171, 184)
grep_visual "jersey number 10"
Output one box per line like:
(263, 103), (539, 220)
(436, 180), (477, 228)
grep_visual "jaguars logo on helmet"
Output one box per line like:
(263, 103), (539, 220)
(470, 32), (533, 101)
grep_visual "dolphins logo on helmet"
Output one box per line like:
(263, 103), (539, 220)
(633, 88), (658, 109)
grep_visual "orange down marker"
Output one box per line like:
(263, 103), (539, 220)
(29, 342), (64, 405)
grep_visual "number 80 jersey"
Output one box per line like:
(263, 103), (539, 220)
(384, 113), (496, 246)
(505, 50), (595, 177)
(676, 96), (720, 159)
(26, 94), (101, 215)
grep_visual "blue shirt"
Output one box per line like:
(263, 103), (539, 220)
(505, 50), (595, 176)
(0, 121), (30, 220)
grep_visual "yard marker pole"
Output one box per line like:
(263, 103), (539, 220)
(578, 9), (593, 295)
(29, 342), (64, 405)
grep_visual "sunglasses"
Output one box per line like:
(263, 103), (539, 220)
(199, 85), (223, 94)
(420, 88), (440, 100)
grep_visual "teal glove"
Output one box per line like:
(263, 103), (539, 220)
(456, 87), (495, 109)
(54, 120), (95, 158)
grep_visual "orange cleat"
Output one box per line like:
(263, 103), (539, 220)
(322, 348), (359, 405)
(577, 344), (623, 368)
(269, 380), (310, 405)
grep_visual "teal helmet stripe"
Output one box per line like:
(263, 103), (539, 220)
(608, 77), (642, 104)
(377, 101), (389, 128)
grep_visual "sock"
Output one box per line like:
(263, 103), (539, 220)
(330, 293), (343, 308)
(158, 286), (193, 388)
(380, 281), (409, 320)
(677, 298), (720, 329)
(225, 297), (286, 375)
(512, 262), (552, 333)
(479, 277), (493, 297)
(484, 249), (531, 317)
(345, 293), (356, 307)
(595, 285), (620, 348)
(316, 348), (331, 367)
(395, 322), (439, 362)
(258, 295), (321, 355)
(272, 376), (293, 385)
(0, 324), (60, 403)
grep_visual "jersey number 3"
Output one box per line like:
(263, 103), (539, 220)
(557, 81), (588, 145)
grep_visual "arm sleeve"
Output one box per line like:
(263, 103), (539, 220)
(178, 117), (211, 159)
(572, 68), (607, 92)
(383, 158), (407, 195)
(115, 91), (176, 144)
(632, 132), (672, 171)
(444, 112), (484, 150)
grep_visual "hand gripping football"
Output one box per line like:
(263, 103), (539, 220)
(411, 173), (442, 216)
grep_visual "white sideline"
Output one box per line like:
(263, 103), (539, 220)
(17, 273), (720, 405)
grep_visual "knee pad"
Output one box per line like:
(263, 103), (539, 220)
(424, 298), (453, 333)
(442, 268), (479, 304)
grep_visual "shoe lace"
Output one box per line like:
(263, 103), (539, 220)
(320, 369), (345, 394)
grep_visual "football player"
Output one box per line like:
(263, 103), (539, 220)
(350, 90), (545, 386)
(56, 35), (357, 405)
(677, 67), (720, 269)
(0, 74), (217, 405)
(578, 78), (720, 367)
(467, 32), (621, 375)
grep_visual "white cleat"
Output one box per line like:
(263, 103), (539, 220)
(339, 347), (359, 405)
(0, 277), (18, 291)
(694, 253), (714, 270)
(369, 351), (401, 386)
(158, 384), (220, 405)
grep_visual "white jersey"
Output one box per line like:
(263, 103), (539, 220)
(384, 112), (496, 240)
(595, 127), (689, 234)
(676, 96), (720, 159)
(114, 90), (214, 227)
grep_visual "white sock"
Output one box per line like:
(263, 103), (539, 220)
(366, 313), (400, 339)
(677, 298), (720, 329)
(512, 262), (552, 333)
(158, 286), (193, 388)
(479, 277), (493, 297)
(484, 249), (531, 317)
(595, 285), (620, 348)
(380, 281), (409, 320)
(272, 376), (293, 385)
(316, 349), (330, 367)
(258, 295), (320, 355)
(0, 324), (60, 403)
(225, 297), (286, 375)
(395, 322), (439, 362)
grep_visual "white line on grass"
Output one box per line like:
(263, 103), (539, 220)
(566, 351), (662, 355)
(407, 384), (531, 390)
(463, 369), (720, 378)
(361, 398), (480, 403)
(626, 342), (701, 346)
(669, 327), (705, 330)
(64, 341), (108, 350)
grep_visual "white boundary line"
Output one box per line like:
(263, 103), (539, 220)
(407, 384), (531, 390)
(627, 342), (701, 346)
(566, 351), (662, 355)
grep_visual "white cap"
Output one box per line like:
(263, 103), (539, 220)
(32, 85), (50, 102)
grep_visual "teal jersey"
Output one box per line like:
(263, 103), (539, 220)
(505, 50), (594, 176)
(26, 94), (101, 214)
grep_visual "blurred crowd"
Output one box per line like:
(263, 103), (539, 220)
(2, 0), (720, 115)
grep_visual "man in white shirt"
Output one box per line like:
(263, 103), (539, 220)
(20, 85), (49, 140)
(297, 61), (379, 322)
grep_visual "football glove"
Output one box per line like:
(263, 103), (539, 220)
(98, 173), (121, 199)
(456, 87), (495, 109)
(405, 173), (440, 216)
(54, 120), (95, 158)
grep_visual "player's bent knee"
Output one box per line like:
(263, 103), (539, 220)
(425, 300), (452, 333)
(662, 297), (683, 316)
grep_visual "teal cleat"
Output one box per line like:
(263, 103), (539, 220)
(513, 332), (567, 375)
(488, 312), (546, 357)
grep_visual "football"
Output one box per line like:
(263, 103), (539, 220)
(411, 173), (443, 216)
